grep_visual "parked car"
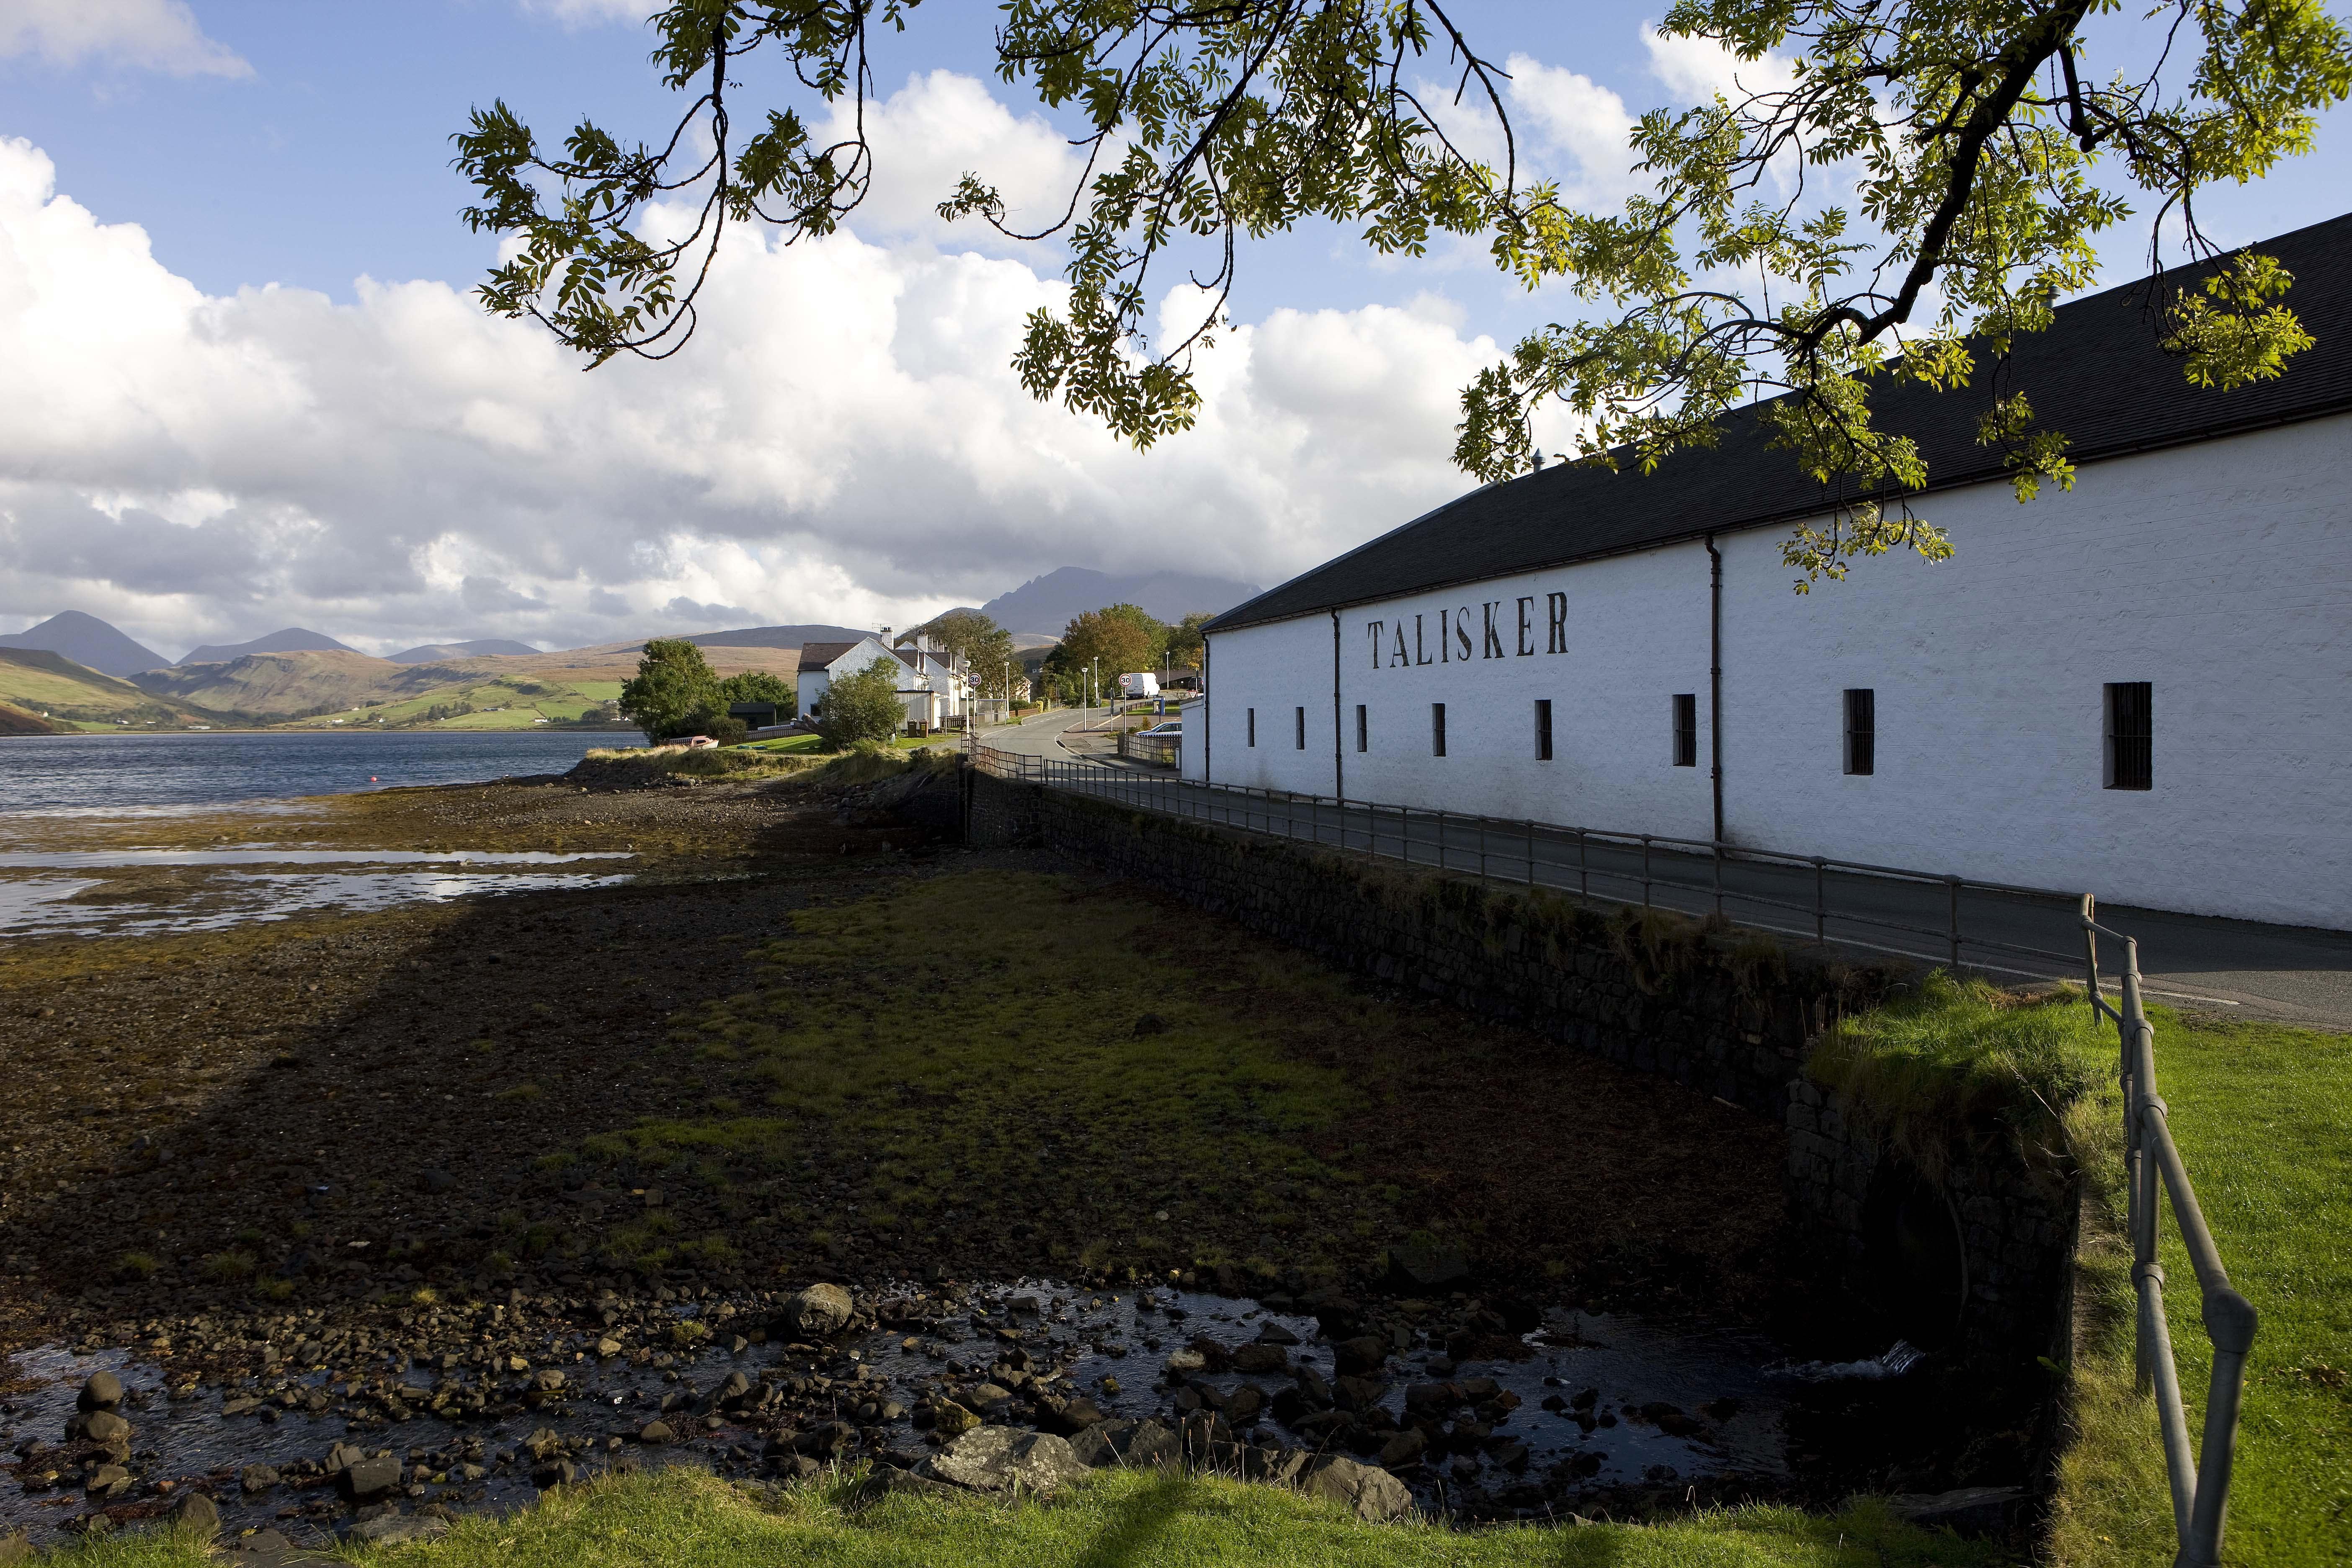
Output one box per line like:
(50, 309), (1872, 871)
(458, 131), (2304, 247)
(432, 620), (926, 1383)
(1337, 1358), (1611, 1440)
(1136, 721), (1183, 739)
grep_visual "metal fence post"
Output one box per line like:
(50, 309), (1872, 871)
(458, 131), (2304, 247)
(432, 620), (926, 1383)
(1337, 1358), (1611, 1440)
(1641, 836), (1652, 908)
(1526, 820), (1535, 887)
(1712, 839), (1724, 922)
(1578, 828), (1588, 900)
(1947, 876), (1963, 967)
(1813, 858), (1827, 945)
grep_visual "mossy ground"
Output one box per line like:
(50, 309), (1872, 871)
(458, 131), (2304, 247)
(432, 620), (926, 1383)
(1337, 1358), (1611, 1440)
(46, 1465), (2009, 1568)
(574, 865), (1787, 1306)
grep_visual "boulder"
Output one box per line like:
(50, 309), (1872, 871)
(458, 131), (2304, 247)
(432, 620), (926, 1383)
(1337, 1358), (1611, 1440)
(338, 1455), (403, 1503)
(169, 1491), (220, 1536)
(923, 1427), (1088, 1499)
(240, 1464), (281, 1493)
(636, 1421), (676, 1446)
(1386, 1240), (1469, 1290)
(1334, 1336), (1389, 1375)
(782, 1283), (856, 1337)
(1378, 1429), (1428, 1468)
(76, 1372), (124, 1413)
(72, 1411), (131, 1445)
(1230, 1343), (1290, 1375)
(1302, 1455), (1414, 1522)
(1331, 1375), (1388, 1413)
(928, 1401), (979, 1438)
(350, 1513), (451, 1545)
(1255, 1322), (1301, 1346)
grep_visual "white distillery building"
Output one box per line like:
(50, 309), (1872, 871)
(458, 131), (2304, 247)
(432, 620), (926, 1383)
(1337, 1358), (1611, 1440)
(1187, 214), (2352, 930)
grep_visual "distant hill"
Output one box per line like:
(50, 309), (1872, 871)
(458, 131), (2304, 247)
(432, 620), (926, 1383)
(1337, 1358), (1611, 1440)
(980, 567), (1261, 638)
(0, 647), (219, 730)
(633, 624), (871, 652)
(387, 639), (543, 663)
(0, 611), (170, 677)
(178, 627), (358, 666)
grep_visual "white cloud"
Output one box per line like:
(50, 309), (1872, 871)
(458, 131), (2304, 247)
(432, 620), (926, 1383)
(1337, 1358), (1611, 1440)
(514, 0), (653, 24)
(1643, 25), (1797, 106)
(0, 0), (249, 78)
(1505, 53), (1640, 205)
(0, 94), (1510, 659)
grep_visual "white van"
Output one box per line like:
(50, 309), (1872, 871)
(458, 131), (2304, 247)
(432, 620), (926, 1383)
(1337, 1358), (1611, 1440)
(1118, 672), (1160, 699)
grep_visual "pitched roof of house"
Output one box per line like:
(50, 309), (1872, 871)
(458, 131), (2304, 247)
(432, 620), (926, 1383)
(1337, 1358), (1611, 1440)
(797, 640), (866, 672)
(1207, 210), (2352, 632)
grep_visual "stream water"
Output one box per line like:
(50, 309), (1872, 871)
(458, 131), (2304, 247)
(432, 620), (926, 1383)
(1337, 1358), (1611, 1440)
(0, 1281), (1801, 1548)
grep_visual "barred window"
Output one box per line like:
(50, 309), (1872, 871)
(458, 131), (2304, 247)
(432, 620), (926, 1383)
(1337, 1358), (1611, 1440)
(1844, 689), (1875, 776)
(2105, 682), (2152, 790)
(1534, 699), (1553, 761)
(1671, 694), (1697, 767)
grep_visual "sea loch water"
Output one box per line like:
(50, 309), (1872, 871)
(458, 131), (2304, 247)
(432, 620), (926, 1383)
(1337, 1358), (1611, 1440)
(0, 731), (609, 815)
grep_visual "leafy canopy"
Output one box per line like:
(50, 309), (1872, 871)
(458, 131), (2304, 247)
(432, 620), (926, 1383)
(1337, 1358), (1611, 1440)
(815, 655), (906, 747)
(619, 637), (722, 740)
(719, 670), (797, 709)
(912, 609), (1018, 699)
(455, 0), (2349, 586)
(1047, 603), (1166, 695)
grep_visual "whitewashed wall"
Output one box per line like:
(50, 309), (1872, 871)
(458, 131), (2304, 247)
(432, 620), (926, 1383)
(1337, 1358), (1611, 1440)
(1715, 415), (2351, 927)
(1202, 413), (2352, 929)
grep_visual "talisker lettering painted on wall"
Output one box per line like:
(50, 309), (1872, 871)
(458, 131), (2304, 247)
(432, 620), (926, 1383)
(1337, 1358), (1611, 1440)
(1367, 596), (1570, 668)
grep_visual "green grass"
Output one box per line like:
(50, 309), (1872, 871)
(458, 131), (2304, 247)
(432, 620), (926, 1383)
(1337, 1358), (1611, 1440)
(2049, 1008), (2352, 1567)
(43, 1465), (2009, 1568)
(1805, 971), (2108, 1177)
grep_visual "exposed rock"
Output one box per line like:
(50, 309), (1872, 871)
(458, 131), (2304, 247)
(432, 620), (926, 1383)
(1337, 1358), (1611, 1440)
(1302, 1455), (1414, 1522)
(419, 1168), (459, 1194)
(1386, 1239), (1470, 1289)
(928, 1401), (980, 1438)
(338, 1455), (402, 1503)
(1334, 1336), (1389, 1375)
(923, 1427), (1088, 1498)
(1888, 1485), (2028, 1536)
(637, 1421), (676, 1446)
(783, 1283), (856, 1337)
(169, 1491), (220, 1536)
(75, 1372), (124, 1413)
(1378, 1429), (1427, 1468)
(1254, 1321), (1301, 1346)
(71, 1411), (131, 1445)
(240, 1464), (281, 1494)
(1162, 1348), (1207, 1375)
(1331, 1375), (1388, 1413)
(1230, 1343), (1290, 1374)
(350, 1513), (451, 1545)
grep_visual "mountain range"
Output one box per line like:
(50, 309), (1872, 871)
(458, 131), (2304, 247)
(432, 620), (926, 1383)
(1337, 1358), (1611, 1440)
(0, 567), (1264, 731)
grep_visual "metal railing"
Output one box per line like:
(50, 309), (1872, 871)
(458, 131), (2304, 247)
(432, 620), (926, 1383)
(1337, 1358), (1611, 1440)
(970, 742), (2095, 978)
(2082, 897), (2253, 1568)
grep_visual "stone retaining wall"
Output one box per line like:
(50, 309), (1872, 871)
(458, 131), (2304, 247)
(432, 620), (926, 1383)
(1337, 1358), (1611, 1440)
(1785, 1079), (2081, 1362)
(967, 770), (1865, 1117)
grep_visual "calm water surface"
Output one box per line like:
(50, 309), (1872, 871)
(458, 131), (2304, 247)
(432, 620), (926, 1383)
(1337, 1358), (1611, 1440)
(0, 731), (609, 815)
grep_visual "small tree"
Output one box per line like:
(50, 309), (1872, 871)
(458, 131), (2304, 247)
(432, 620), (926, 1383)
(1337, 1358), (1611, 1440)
(814, 657), (905, 749)
(619, 637), (719, 742)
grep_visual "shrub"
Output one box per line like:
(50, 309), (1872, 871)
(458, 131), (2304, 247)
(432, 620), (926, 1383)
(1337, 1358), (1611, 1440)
(814, 658), (907, 748)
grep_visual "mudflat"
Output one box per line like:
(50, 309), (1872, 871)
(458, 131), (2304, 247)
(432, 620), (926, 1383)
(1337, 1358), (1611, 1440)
(0, 765), (1986, 1545)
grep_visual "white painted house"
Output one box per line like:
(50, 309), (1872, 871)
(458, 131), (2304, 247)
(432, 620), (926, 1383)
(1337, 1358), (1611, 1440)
(797, 632), (973, 732)
(1191, 213), (2352, 930)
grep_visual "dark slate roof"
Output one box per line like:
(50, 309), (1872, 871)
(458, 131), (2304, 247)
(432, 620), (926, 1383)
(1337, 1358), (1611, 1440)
(1209, 211), (2352, 632)
(797, 640), (864, 671)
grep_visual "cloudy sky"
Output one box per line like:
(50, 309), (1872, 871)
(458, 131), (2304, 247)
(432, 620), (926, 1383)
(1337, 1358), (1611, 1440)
(2, 0), (2345, 660)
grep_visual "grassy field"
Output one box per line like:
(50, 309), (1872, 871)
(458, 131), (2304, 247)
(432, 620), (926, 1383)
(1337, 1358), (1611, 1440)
(2048, 1008), (2351, 1567)
(51, 1465), (2007, 1568)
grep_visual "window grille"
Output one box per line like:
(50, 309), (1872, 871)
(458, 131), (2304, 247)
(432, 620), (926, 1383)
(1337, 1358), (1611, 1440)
(1246, 708), (1255, 747)
(1671, 694), (1697, 766)
(1431, 703), (1447, 757)
(1295, 706), (1306, 749)
(1534, 699), (1553, 761)
(1354, 704), (1367, 753)
(1844, 689), (1875, 776)
(2106, 682), (2152, 789)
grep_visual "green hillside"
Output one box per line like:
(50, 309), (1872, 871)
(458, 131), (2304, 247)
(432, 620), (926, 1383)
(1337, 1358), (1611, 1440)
(0, 648), (221, 730)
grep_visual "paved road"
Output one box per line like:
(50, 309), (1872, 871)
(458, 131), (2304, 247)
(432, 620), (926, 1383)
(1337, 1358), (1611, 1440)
(968, 734), (2352, 1029)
